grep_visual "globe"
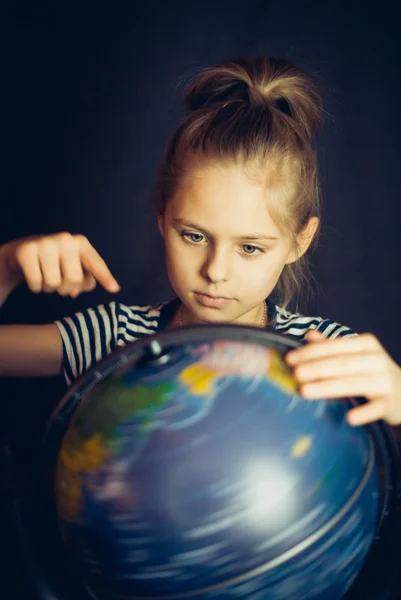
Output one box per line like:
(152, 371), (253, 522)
(52, 327), (380, 600)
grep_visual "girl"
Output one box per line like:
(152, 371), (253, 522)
(1, 56), (401, 428)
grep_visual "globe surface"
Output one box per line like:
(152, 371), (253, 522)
(54, 331), (380, 600)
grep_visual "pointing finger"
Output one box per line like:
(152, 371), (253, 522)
(79, 240), (120, 293)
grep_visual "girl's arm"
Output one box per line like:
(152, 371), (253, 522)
(0, 234), (120, 378)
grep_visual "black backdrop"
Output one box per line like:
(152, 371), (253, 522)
(2, 1), (401, 596)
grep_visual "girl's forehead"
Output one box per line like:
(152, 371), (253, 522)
(169, 204), (283, 242)
(175, 164), (264, 204)
(179, 160), (258, 187)
(169, 163), (286, 236)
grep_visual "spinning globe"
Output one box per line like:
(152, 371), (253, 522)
(48, 327), (380, 600)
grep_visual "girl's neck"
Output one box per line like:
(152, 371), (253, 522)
(167, 300), (267, 329)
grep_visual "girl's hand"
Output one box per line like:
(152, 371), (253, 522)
(285, 330), (401, 427)
(1, 232), (120, 298)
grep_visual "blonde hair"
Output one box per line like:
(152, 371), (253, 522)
(153, 57), (323, 311)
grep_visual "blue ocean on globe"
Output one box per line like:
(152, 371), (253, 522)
(55, 337), (379, 600)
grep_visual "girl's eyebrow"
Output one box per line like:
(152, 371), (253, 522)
(173, 218), (278, 241)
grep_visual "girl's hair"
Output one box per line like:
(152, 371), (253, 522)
(153, 56), (323, 311)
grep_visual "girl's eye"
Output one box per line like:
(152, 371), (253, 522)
(243, 244), (262, 256)
(183, 232), (205, 243)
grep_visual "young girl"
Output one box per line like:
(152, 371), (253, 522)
(1, 56), (401, 429)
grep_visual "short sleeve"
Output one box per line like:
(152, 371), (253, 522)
(315, 319), (358, 338)
(54, 301), (120, 386)
(273, 303), (358, 340)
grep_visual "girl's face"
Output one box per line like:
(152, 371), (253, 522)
(159, 162), (314, 326)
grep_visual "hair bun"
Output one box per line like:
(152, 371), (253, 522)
(185, 57), (322, 140)
(185, 66), (251, 111)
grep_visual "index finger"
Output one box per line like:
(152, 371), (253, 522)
(285, 333), (377, 365)
(79, 240), (120, 292)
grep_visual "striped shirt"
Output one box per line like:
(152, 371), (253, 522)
(55, 297), (356, 386)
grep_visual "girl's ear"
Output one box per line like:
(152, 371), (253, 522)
(286, 217), (319, 264)
(157, 215), (165, 238)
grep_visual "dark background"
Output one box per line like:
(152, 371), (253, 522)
(1, 1), (401, 598)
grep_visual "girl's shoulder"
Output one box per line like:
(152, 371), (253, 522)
(54, 300), (172, 385)
(271, 302), (357, 340)
(113, 298), (179, 337)
(115, 301), (166, 333)
(115, 299), (357, 341)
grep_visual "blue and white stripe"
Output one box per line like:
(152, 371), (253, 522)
(55, 300), (355, 386)
(274, 305), (356, 339)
